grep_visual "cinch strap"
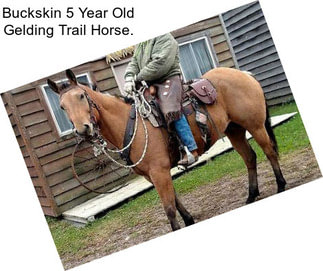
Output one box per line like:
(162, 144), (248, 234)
(121, 104), (136, 165)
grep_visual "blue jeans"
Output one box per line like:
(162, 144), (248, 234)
(174, 115), (197, 151)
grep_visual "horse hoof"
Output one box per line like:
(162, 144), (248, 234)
(246, 190), (259, 204)
(246, 194), (259, 204)
(186, 217), (195, 226)
(246, 197), (255, 204)
(277, 186), (285, 193)
(277, 179), (287, 193)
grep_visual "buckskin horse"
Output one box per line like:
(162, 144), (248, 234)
(47, 68), (286, 231)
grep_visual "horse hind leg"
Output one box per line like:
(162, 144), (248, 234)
(225, 122), (259, 203)
(149, 169), (181, 231)
(250, 124), (286, 193)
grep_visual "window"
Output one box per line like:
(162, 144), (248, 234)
(179, 37), (216, 82)
(42, 73), (92, 137)
(110, 37), (216, 89)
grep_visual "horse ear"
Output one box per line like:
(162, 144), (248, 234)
(66, 69), (77, 85)
(47, 79), (60, 94)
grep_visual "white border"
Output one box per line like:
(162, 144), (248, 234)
(1, 1), (322, 271)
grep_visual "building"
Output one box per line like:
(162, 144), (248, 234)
(1, 1), (292, 216)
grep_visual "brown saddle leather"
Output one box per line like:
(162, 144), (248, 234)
(188, 78), (217, 105)
(144, 78), (217, 128)
(122, 79), (217, 166)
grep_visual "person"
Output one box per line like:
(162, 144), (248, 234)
(123, 33), (198, 166)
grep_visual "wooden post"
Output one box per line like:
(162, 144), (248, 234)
(219, 14), (240, 69)
(4, 91), (59, 216)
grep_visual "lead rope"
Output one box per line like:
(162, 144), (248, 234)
(78, 84), (137, 154)
(101, 107), (149, 168)
(102, 102), (139, 153)
(72, 84), (150, 195)
(90, 84), (151, 169)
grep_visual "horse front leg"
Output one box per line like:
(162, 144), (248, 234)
(175, 193), (195, 226)
(149, 168), (181, 231)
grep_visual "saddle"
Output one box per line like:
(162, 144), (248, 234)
(148, 78), (216, 127)
(186, 78), (217, 105)
(121, 78), (217, 165)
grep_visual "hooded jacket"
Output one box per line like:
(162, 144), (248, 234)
(124, 33), (181, 83)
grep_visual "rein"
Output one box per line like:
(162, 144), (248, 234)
(76, 83), (150, 169)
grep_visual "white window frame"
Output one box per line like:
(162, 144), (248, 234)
(178, 36), (217, 82)
(41, 73), (93, 137)
(110, 58), (131, 95)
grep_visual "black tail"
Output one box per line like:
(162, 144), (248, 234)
(264, 103), (279, 156)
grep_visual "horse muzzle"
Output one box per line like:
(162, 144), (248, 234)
(73, 123), (94, 137)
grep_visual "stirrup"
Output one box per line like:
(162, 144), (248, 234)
(178, 146), (198, 167)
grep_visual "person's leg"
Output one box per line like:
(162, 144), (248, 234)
(174, 115), (198, 166)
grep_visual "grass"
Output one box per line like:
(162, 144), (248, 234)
(47, 101), (311, 263)
(268, 102), (310, 153)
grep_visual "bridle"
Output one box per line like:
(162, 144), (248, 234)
(69, 84), (131, 195)
(70, 83), (150, 169)
(66, 82), (150, 194)
(82, 87), (101, 130)
(64, 84), (102, 142)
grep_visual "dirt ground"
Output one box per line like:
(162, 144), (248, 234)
(63, 146), (322, 269)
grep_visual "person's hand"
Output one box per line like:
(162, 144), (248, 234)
(124, 76), (135, 96)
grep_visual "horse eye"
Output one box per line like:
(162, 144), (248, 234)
(60, 105), (64, 110)
(80, 94), (85, 100)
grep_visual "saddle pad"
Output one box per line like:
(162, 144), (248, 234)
(190, 79), (217, 104)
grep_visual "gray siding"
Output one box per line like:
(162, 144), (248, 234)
(222, 1), (293, 106)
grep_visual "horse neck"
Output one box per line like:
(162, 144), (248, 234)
(86, 89), (130, 149)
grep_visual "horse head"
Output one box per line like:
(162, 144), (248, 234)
(47, 69), (97, 137)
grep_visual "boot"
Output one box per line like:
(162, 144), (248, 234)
(174, 115), (198, 166)
(178, 148), (198, 167)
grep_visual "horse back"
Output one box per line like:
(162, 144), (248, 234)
(203, 67), (267, 130)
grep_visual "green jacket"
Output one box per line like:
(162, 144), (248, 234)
(125, 33), (181, 83)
